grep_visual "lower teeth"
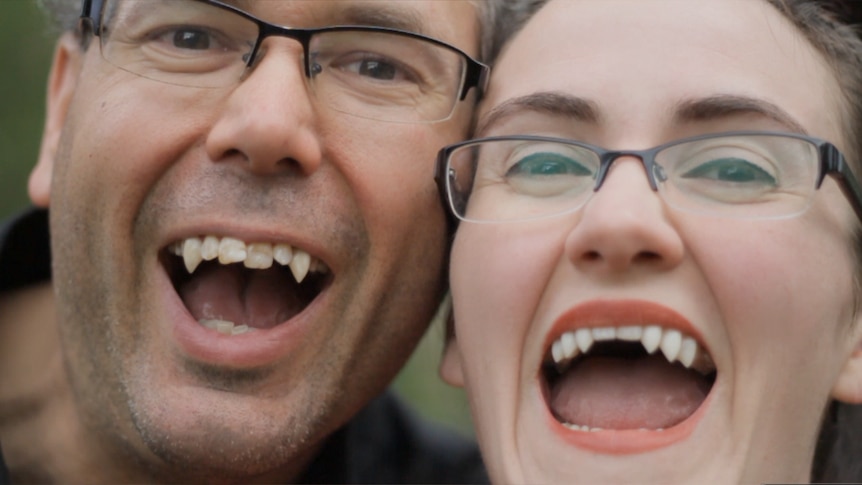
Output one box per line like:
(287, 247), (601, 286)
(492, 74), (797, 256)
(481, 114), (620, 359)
(199, 319), (256, 335)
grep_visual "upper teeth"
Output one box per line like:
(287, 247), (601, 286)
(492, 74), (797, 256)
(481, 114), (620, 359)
(170, 236), (328, 283)
(549, 325), (715, 375)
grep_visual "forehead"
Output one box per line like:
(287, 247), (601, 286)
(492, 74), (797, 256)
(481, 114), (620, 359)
(232, 0), (480, 54)
(482, 0), (844, 141)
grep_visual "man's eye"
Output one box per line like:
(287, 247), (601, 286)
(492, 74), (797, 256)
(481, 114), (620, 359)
(171, 29), (212, 50)
(507, 152), (592, 177)
(336, 55), (416, 83)
(681, 157), (777, 185)
(356, 59), (398, 80)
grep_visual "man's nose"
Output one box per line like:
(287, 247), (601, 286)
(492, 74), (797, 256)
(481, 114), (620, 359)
(205, 39), (322, 176)
(563, 156), (685, 274)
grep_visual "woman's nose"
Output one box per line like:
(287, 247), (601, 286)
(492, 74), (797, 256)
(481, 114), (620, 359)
(564, 157), (685, 274)
(205, 39), (323, 177)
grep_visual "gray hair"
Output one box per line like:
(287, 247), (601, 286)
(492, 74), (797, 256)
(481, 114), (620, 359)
(37, 0), (538, 65)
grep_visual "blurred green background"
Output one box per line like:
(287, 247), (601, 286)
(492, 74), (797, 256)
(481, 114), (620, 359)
(0, 0), (473, 436)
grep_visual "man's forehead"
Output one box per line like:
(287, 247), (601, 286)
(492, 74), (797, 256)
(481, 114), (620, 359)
(218, 0), (468, 37)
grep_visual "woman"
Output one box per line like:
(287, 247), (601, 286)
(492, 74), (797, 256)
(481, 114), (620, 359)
(437, 0), (862, 483)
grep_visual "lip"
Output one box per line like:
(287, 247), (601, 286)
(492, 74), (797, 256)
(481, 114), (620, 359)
(157, 224), (332, 369)
(544, 299), (706, 350)
(541, 299), (711, 454)
(545, 392), (711, 454)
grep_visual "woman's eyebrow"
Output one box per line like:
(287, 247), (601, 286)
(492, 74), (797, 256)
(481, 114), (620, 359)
(672, 95), (810, 135)
(475, 92), (600, 136)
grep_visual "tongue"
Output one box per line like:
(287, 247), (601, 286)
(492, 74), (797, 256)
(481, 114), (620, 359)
(550, 355), (711, 430)
(179, 264), (303, 329)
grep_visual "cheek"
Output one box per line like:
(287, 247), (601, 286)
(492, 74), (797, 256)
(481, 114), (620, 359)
(450, 226), (562, 376)
(688, 219), (857, 383)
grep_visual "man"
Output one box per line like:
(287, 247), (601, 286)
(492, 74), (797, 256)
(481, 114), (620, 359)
(0, 0), (513, 482)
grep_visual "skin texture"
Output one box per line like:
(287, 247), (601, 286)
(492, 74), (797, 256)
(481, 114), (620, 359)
(441, 0), (862, 483)
(16, 1), (478, 482)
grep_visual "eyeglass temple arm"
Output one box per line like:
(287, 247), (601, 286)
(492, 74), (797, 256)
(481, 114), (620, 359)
(79, 0), (104, 34)
(820, 143), (862, 224)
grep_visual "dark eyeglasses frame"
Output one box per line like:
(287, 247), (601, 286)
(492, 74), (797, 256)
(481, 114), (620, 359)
(435, 130), (862, 225)
(78, 0), (489, 102)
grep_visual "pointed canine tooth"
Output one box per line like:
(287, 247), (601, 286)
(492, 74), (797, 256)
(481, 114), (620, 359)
(183, 237), (203, 273)
(201, 236), (220, 261)
(273, 243), (293, 266)
(551, 340), (564, 365)
(660, 329), (682, 363)
(592, 327), (616, 341)
(617, 325), (643, 341)
(561, 331), (578, 360)
(679, 336), (698, 368)
(574, 328), (593, 353)
(289, 249), (311, 283)
(245, 243), (274, 269)
(641, 325), (662, 354)
(218, 237), (247, 264)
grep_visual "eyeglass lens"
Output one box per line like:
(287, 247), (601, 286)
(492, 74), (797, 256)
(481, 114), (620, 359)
(445, 134), (822, 222)
(95, 0), (469, 122)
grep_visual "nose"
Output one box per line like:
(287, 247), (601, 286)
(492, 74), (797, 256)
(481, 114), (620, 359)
(564, 157), (684, 274)
(206, 40), (322, 176)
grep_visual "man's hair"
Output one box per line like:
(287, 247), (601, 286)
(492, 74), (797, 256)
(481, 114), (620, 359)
(37, 0), (534, 66)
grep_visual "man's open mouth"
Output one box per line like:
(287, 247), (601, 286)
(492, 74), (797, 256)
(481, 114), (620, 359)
(542, 326), (716, 431)
(162, 235), (332, 335)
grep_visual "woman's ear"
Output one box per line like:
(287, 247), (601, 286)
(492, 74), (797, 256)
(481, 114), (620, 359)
(439, 294), (465, 387)
(29, 32), (83, 208)
(440, 333), (465, 388)
(832, 325), (862, 403)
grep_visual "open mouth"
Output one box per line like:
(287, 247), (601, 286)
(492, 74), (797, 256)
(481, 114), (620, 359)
(542, 326), (716, 431)
(161, 235), (332, 335)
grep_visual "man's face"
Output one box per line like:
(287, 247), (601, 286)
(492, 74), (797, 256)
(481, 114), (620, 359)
(31, 0), (477, 478)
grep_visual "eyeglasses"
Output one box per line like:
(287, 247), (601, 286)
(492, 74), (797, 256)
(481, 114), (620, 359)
(78, 0), (489, 123)
(435, 131), (862, 223)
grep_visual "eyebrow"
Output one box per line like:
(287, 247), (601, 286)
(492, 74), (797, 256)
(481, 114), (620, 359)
(476, 91), (810, 137)
(475, 92), (600, 136)
(672, 94), (809, 135)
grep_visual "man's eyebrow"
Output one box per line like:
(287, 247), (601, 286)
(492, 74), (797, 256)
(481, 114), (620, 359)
(475, 92), (600, 136)
(673, 95), (809, 135)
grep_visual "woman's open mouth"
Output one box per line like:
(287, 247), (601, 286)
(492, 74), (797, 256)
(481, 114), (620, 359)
(542, 325), (716, 433)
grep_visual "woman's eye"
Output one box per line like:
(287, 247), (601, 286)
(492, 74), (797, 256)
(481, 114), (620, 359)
(681, 157), (777, 186)
(507, 152), (592, 177)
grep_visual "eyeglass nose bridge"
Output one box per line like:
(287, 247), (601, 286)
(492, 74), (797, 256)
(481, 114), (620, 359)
(242, 24), (316, 78)
(593, 149), (662, 193)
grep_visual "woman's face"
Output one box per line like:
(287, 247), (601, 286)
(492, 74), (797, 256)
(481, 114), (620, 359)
(443, 0), (862, 483)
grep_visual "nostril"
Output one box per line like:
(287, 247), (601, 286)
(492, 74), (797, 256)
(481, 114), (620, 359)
(634, 251), (662, 263)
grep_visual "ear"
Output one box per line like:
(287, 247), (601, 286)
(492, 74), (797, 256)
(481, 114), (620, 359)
(832, 331), (862, 404)
(29, 33), (83, 208)
(440, 332), (465, 388)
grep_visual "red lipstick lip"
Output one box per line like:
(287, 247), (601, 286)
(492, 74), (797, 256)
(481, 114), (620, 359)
(544, 299), (706, 351)
(540, 299), (713, 454)
(545, 391), (712, 455)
